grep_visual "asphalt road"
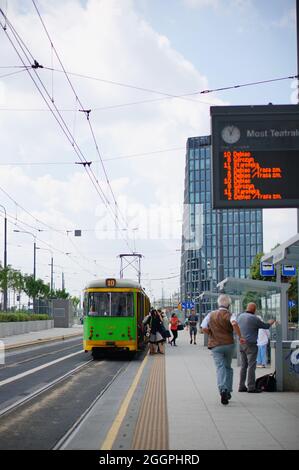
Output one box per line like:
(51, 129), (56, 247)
(0, 338), (132, 449)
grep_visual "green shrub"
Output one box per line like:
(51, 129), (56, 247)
(0, 312), (50, 322)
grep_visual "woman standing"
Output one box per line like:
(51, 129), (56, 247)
(170, 312), (180, 346)
(256, 318), (270, 368)
(148, 309), (165, 354)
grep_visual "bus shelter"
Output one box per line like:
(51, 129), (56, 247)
(217, 277), (290, 391)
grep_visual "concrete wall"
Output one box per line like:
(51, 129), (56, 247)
(0, 320), (54, 338)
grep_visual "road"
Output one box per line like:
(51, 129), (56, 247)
(0, 337), (133, 449)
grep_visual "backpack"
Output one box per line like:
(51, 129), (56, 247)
(255, 371), (276, 392)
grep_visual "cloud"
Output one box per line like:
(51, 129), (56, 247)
(183, 0), (252, 10)
(271, 7), (296, 29)
(183, 0), (220, 8)
(0, 0), (226, 297)
(263, 209), (297, 253)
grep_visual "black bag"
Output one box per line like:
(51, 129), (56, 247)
(255, 371), (276, 392)
(159, 323), (167, 338)
(177, 324), (184, 331)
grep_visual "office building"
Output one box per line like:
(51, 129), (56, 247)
(180, 135), (263, 315)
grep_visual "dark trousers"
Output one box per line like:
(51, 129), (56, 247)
(239, 343), (258, 391)
(171, 329), (178, 344)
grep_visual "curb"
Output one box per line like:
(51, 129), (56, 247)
(3, 332), (83, 351)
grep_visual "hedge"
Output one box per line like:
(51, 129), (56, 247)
(0, 313), (50, 322)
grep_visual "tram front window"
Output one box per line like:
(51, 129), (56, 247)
(87, 293), (134, 317)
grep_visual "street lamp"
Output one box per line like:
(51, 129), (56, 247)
(13, 230), (37, 280)
(36, 247), (54, 291)
(0, 204), (7, 311)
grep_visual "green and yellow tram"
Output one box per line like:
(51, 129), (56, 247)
(83, 278), (150, 357)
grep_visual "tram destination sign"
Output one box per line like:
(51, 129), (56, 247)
(211, 105), (299, 208)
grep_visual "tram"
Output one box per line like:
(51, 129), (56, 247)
(83, 278), (150, 357)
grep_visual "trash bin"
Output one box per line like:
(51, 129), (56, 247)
(271, 340), (299, 391)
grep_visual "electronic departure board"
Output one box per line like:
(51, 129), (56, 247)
(211, 105), (299, 208)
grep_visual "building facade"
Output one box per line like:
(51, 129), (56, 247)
(180, 135), (263, 315)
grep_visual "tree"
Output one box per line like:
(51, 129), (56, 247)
(71, 296), (80, 312)
(23, 275), (50, 300)
(0, 264), (11, 310)
(8, 268), (24, 310)
(50, 288), (70, 299)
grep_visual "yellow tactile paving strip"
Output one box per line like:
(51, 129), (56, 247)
(131, 354), (169, 450)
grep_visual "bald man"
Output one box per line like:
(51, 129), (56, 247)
(237, 303), (275, 393)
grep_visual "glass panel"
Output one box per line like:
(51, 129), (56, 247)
(88, 292), (134, 317)
(111, 293), (134, 317)
(88, 292), (110, 316)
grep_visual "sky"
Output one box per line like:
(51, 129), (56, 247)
(0, 0), (297, 304)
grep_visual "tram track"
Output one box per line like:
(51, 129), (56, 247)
(0, 353), (132, 450)
(3, 341), (83, 369)
(0, 358), (94, 420)
(53, 360), (129, 450)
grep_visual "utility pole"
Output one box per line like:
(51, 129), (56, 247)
(0, 205), (7, 311)
(33, 239), (36, 280)
(50, 256), (54, 292)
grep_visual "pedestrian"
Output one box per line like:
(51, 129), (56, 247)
(188, 309), (199, 345)
(158, 310), (171, 343)
(256, 316), (270, 368)
(237, 303), (275, 393)
(147, 309), (165, 355)
(169, 312), (180, 346)
(201, 294), (244, 405)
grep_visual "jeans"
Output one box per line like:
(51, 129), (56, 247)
(211, 343), (235, 393)
(239, 343), (258, 391)
(257, 344), (267, 366)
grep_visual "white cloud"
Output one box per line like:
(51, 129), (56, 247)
(183, 0), (220, 8)
(0, 0), (226, 298)
(263, 209), (297, 253)
(271, 7), (296, 29)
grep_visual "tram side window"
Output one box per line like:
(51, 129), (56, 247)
(88, 293), (110, 316)
(111, 293), (134, 317)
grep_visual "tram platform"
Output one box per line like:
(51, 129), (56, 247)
(61, 329), (299, 451)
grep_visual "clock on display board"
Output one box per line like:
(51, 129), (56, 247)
(221, 125), (241, 144)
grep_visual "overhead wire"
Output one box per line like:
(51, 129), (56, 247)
(0, 211), (97, 278)
(31, 0), (131, 238)
(0, 7), (133, 253)
(41, 67), (298, 101)
(0, 184), (112, 274)
(0, 68), (28, 79)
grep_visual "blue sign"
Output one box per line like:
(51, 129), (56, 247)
(260, 262), (275, 277)
(288, 300), (296, 308)
(282, 265), (296, 277)
(182, 301), (195, 309)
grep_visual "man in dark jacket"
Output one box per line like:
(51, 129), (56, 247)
(237, 303), (275, 393)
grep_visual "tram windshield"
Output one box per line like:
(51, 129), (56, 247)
(87, 292), (134, 317)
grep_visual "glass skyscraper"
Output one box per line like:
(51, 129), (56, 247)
(180, 135), (263, 315)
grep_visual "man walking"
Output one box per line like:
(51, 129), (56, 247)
(188, 309), (199, 345)
(237, 303), (275, 393)
(201, 294), (244, 405)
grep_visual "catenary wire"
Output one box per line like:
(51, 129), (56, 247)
(31, 0), (130, 236)
(0, 9), (133, 253)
